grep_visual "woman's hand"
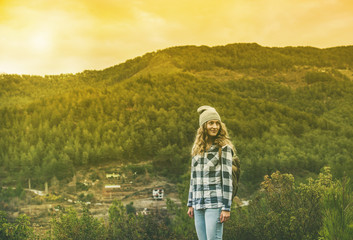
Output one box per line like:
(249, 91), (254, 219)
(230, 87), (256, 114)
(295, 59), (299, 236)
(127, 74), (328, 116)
(220, 210), (230, 223)
(187, 207), (194, 218)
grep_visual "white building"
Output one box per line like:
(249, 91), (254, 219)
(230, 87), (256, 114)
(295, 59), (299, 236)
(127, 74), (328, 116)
(152, 188), (164, 200)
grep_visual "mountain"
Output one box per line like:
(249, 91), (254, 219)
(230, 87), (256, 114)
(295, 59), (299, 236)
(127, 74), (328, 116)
(1, 43), (353, 195)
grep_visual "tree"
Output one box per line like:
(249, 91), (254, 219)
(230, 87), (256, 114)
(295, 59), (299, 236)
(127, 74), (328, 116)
(108, 200), (141, 239)
(224, 167), (335, 240)
(51, 206), (106, 240)
(0, 211), (34, 240)
(125, 202), (136, 215)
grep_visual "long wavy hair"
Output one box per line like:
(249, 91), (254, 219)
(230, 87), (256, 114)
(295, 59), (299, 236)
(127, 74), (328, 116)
(191, 121), (235, 157)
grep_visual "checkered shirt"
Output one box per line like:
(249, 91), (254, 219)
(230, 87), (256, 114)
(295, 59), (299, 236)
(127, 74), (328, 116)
(187, 144), (234, 211)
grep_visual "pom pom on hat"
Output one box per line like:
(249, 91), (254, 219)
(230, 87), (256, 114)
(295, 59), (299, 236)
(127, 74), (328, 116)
(197, 106), (221, 126)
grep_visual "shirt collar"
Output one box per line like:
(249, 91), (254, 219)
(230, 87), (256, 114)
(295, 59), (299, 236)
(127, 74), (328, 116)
(208, 144), (218, 152)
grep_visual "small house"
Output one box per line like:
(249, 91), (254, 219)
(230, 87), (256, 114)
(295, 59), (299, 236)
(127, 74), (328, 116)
(104, 185), (121, 191)
(152, 188), (164, 200)
(103, 185), (122, 198)
(106, 173), (120, 178)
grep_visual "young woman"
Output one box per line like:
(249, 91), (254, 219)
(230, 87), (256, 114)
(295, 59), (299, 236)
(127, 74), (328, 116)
(187, 106), (236, 240)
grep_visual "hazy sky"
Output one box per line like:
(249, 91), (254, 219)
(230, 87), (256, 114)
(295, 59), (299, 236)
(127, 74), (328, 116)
(1, 0), (352, 75)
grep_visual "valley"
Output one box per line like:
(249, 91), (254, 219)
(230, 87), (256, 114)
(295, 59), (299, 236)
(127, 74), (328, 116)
(2, 161), (181, 236)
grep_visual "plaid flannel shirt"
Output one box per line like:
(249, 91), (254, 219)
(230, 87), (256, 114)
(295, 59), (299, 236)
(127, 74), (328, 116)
(187, 144), (234, 211)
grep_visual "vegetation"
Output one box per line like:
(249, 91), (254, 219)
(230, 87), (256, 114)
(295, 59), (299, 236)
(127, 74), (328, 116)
(1, 43), (353, 238)
(220, 167), (352, 240)
(50, 205), (106, 240)
(0, 211), (34, 239)
(1, 44), (353, 191)
(0, 167), (351, 239)
(1, 167), (351, 239)
(319, 174), (353, 239)
(224, 168), (327, 239)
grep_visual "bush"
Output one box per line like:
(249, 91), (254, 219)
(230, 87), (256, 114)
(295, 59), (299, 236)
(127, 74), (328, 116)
(0, 211), (34, 239)
(305, 71), (334, 84)
(108, 200), (176, 240)
(50, 206), (106, 240)
(224, 167), (334, 240)
(125, 202), (136, 215)
(78, 193), (94, 203)
(319, 175), (353, 240)
(89, 172), (100, 182)
(76, 182), (89, 191)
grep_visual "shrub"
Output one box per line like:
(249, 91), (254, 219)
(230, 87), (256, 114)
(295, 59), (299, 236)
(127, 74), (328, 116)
(305, 71), (334, 84)
(50, 206), (106, 240)
(319, 175), (353, 240)
(224, 167), (334, 240)
(0, 211), (34, 239)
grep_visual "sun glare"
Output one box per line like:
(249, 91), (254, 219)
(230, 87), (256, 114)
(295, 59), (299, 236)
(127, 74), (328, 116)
(29, 31), (52, 53)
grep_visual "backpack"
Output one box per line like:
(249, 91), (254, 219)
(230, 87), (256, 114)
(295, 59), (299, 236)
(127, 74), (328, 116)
(218, 147), (240, 199)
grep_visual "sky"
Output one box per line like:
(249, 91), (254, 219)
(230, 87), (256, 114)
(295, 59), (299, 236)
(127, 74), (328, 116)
(0, 0), (352, 75)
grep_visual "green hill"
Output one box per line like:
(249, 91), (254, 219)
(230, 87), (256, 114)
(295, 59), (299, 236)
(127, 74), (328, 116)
(1, 43), (353, 196)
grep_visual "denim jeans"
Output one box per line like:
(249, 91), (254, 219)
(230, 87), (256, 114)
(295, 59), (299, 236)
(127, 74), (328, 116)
(194, 208), (223, 240)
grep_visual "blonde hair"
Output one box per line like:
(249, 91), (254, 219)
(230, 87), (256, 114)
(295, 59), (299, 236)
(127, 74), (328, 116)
(191, 121), (235, 156)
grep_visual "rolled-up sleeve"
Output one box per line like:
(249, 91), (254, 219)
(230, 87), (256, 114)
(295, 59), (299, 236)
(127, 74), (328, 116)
(221, 145), (234, 211)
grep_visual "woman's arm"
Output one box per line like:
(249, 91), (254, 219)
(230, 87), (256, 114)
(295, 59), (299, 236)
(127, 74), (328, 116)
(187, 177), (193, 207)
(221, 145), (234, 211)
(187, 156), (194, 208)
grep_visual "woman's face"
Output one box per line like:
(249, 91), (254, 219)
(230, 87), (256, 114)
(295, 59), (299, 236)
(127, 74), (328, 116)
(206, 120), (220, 137)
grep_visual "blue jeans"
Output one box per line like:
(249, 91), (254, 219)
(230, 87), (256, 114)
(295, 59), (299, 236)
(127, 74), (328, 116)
(194, 208), (223, 240)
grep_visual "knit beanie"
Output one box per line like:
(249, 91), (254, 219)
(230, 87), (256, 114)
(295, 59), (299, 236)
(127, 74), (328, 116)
(197, 106), (221, 127)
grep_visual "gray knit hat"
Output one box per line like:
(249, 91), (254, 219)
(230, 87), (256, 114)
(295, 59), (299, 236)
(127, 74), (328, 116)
(197, 106), (221, 127)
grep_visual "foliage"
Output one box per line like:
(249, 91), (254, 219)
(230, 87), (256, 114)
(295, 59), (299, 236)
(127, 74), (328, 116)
(0, 185), (24, 204)
(165, 198), (197, 240)
(44, 193), (63, 202)
(1, 168), (352, 239)
(305, 71), (334, 84)
(1, 43), (353, 196)
(49, 200), (178, 240)
(319, 174), (353, 240)
(76, 182), (90, 192)
(135, 208), (176, 240)
(107, 200), (175, 240)
(78, 193), (94, 203)
(89, 172), (100, 182)
(50, 205), (106, 240)
(223, 167), (334, 240)
(0, 211), (34, 240)
(125, 201), (136, 215)
(121, 163), (153, 176)
(1, 43), (353, 238)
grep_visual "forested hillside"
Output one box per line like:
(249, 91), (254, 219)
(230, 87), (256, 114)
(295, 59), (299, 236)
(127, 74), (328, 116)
(1, 43), (353, 196)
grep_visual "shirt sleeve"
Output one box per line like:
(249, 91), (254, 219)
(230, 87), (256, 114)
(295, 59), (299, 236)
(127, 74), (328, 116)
(221, 145), (234, 211)
(187, 157), (194, 207)
(187, 176), (193, 207)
